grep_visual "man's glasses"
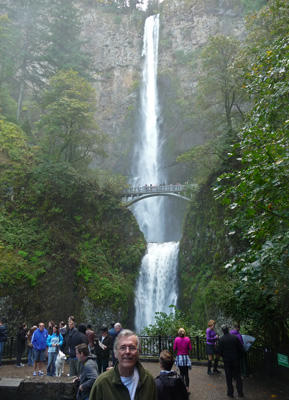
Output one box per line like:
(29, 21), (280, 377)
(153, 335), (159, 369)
(117, 346), (138, 353)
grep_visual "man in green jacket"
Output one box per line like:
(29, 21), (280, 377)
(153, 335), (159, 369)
(89, 329), (156, 400)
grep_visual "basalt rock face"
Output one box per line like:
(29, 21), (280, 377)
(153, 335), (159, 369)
(81, 9), (145, 177)
(81, 0), (245, 182)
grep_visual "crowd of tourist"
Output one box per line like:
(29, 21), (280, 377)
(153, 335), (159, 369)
(0, 317), (248, 399)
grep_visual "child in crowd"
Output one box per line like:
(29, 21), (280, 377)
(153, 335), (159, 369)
(46, 325), (63, 376)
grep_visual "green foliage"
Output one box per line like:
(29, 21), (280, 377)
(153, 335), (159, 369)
(0, 15), (16, 95)
(241, 0), (269, 12)
(177, 35), (248, 184)
(114, 15), (123, 25)
(173, 49), (199, 68)
(37, 70), (107, 167)
(44, 0), (91, 77)
(0, 117), (145, 324)
(0, 117), (29, 158)
(141, 306), (204, 337)
(197, 34), (247, 136)
(159, 38), (172, 50)
(0, 87), (17, 122)
(6, 0), (50, 120)
(178, 0), (289, 345)
(214, 30), (289, 344)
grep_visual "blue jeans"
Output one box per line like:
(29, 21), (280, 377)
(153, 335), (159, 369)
(47, 352), (57, 376)
(0, 342), (5, 366)
(28, 347), (34, 365)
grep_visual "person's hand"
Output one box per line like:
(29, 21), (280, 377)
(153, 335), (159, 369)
(79, 385), (84, 391)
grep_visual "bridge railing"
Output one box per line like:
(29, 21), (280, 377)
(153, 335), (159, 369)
(122, 185), (187, 196)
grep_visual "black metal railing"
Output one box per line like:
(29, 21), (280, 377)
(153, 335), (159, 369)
(2, 335), (289, 379)
(138, 335), (207, 360)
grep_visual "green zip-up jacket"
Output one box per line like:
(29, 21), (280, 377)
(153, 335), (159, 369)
(89, 360), (157, 400)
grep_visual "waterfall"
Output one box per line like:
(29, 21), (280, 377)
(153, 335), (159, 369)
(132, 15), (179, 333)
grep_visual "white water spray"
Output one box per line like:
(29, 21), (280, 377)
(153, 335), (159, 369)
(132, 15), (179, 333)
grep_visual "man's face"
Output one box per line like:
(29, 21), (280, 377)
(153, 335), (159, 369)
(39, 323), (44, 331)
(69, 321), (74, 330)
(76, 348), (84, 362)
(115, 335), (139, 371)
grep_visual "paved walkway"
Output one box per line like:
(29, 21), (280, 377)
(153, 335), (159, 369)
(1, 361), (289, 399)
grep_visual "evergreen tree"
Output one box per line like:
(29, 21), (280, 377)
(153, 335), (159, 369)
(44, 0), (91, 77)
(6, 0), (49, 120)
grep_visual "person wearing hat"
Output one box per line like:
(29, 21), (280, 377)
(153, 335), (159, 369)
(217, 324), (244, 398)
(95, 326), (113, 374)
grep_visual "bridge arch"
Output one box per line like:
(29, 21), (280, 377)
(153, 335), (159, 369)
(124, 192), (192, 207)
(121, 185), (193, 207)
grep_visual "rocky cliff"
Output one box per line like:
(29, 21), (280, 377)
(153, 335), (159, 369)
(81, 0), (245, 182)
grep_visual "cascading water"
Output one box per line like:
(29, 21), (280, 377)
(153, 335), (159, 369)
(134, 242), (179, 331)
(132, 15), (179, 333)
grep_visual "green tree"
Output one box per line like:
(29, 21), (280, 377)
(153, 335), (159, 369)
(0, 15), (14, 91)
(6, 0), (49, 121)
(215, 0), (289, 345)
(141, 306), (204, 337)
(197, 35), (246, 137)
(0, 15), (19, 121)
(37, 70), (107, 167)
(44, 0), (91, 77)
(177, 35), (248, 184)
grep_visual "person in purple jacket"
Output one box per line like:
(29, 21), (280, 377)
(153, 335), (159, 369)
(230, 324), (244, 345)
(206, 319), (221, 375)
(32, 322), (48, 376)
(230, 324), (248, 376)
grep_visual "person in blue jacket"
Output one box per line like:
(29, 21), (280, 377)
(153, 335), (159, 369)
(32, 322), (48, 376)
(47, 325), (63, 376)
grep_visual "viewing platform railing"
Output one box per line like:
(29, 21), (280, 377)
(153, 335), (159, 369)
(2, 335), (288, 379)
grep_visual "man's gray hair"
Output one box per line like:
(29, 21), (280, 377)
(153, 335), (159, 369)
(114, 329), (140, 353)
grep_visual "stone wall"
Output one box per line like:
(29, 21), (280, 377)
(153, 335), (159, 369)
(0, 379), (76, 400)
